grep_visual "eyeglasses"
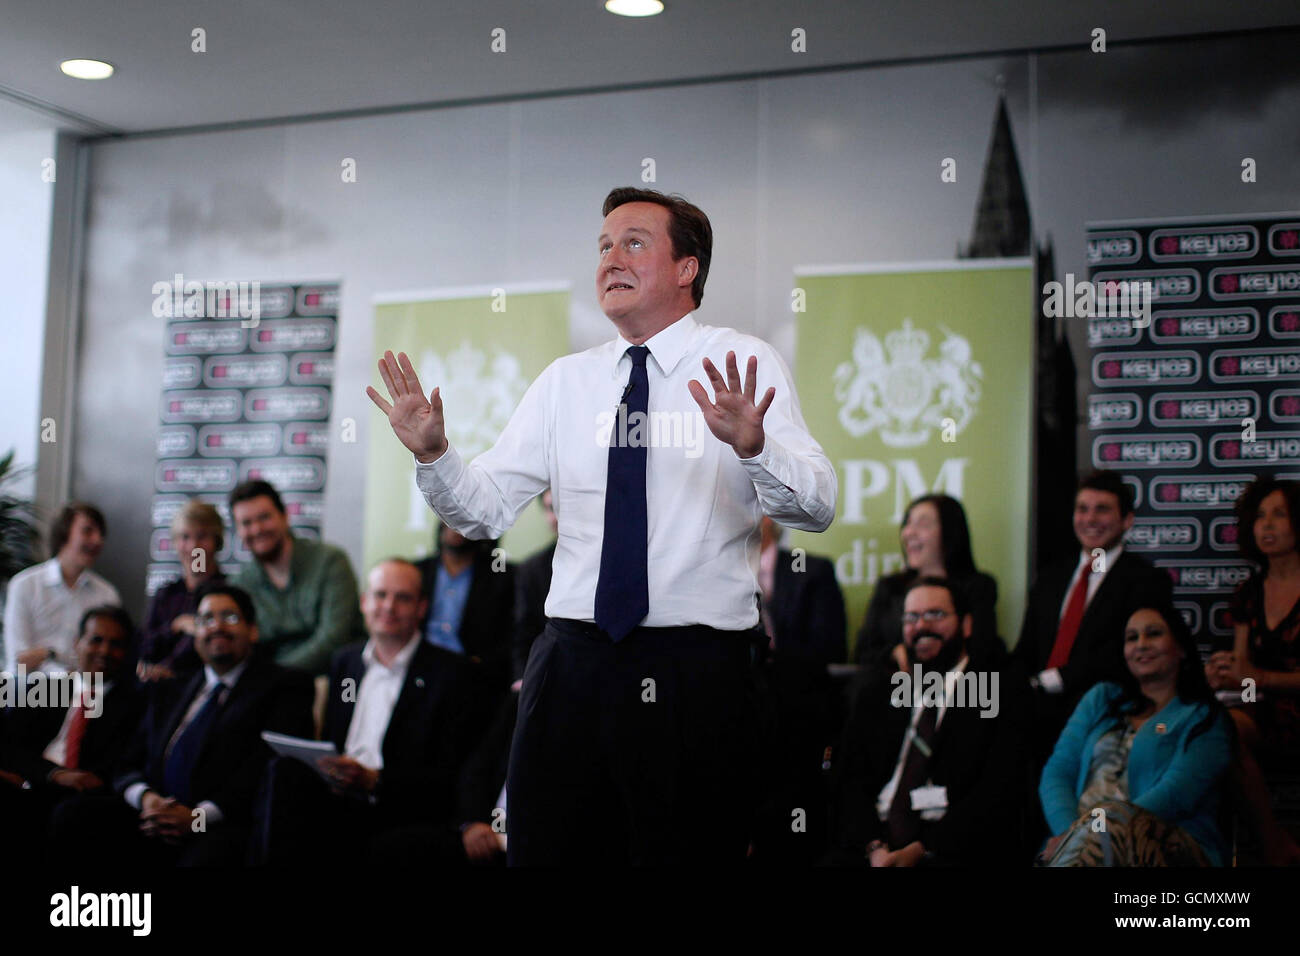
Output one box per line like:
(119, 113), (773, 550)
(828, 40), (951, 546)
(197, 611), (243, 627)
(902, 609), (953, 625)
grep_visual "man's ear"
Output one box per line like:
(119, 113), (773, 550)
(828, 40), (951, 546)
(1122, 511), (1135, 533)
(960, 614), (973, 640)
(678, 257), (698, 287)
(248, 625), (259, 645)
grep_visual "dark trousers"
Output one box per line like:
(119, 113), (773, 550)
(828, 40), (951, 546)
(253, 757), (466, 866)
(506, 618), (758, 866)
(49, 791), (251, 866)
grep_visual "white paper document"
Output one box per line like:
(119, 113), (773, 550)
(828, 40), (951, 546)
(261, 731), (339, 780)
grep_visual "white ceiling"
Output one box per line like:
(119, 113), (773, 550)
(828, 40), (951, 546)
(3, 0), (1299, 136)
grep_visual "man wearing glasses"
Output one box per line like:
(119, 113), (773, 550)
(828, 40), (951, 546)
(51, 584), (313, 865)
(828, 577), (1028, 866)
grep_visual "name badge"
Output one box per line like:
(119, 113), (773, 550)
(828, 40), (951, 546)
(910, 785), (948, 811)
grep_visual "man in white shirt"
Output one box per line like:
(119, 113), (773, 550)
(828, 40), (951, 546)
(3, 503), (120, 673)
(256, 558), (492, 864)
(368, 187), (836, 865)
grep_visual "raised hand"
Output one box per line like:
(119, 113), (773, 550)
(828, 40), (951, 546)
(366, 350), (448, 463)
(688, 351), (775, 459)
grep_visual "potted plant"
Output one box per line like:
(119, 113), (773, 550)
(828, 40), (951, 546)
(0, 450), (40, 656)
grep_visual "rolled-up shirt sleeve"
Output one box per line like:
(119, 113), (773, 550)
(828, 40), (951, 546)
(415, 366), (553, 540)
(736, 345), (837, 532)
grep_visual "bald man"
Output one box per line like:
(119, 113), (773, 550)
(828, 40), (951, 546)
(256, 559), (495, 864)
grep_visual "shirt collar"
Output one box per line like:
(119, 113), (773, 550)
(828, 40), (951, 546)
(43, 557), (89, 590)
(362, 630), (422, 672)
(610, 312), (697, 380)
(204, 656), (250, 692)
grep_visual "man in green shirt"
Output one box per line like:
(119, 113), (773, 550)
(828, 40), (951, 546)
(230, 480), (363, 675)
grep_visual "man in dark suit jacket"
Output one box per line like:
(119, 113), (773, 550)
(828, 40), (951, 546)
(1, 606), (145, 856)
(49, 584), (313, 866)
(1012, 470), (1172, 767)
(512, 491), (557, 684)
(3, 607), (143, 790)
(455, 688), (519, 865)
(750, 516), (846, 864)
(829, 576), (1027, 866)
(256, 558), (495, 865)
(416, 521), (516, 690)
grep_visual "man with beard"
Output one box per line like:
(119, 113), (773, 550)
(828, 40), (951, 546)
(230, 480), (365, 675)
(828, 577), (1027, 866)
(414, 521), (516, 690)
(49, 584), (313, 865)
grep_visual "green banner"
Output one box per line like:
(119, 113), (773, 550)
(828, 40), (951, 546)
(364, 288), (570, 571)
(792, 261), (1034, 653)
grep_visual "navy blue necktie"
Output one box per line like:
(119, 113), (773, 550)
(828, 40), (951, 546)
(162, 682), (224, 805)
(595, 345), (650, 641)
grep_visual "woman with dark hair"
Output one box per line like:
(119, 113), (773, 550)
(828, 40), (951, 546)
(1039, 601), (1231, 866)
(851, 494), (997, 670)
(1205, 477), (1300, 864)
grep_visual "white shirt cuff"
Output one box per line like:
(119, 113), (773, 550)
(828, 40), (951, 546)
(1038, 668), (1064, 695)
(414, 444), (463, 487)
(124, 782), (149, 809)
(196, 800), (223, 825)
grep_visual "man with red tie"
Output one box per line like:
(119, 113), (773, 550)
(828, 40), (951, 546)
(1013, 470), (1173, 768)
(1, 607), (144, 856)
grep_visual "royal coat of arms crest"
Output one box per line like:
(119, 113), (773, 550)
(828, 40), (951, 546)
(832, 319), (982, 447)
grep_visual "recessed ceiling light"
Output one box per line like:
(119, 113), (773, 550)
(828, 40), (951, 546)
(605, 0), (664, 17)
(60, 59), (114, 80)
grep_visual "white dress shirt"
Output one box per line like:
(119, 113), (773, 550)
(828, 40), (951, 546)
(124, 658), (250, 824)
(3, 558), (120, 673)
(416, 313), (837, 631)
(344, 632), (421, 770)
(1038, 542), (1126, 694)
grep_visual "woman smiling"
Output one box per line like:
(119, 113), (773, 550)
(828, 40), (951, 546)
(1039, 602), (1230, 866)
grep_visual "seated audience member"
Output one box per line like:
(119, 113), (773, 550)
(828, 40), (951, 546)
(1014, 470), (1172, 766)
(1205, 478), (1300, 864)
(853, 495), (997, 673)
(230, 480), (364, 675)
(828, 577), (1027, 866)
(758, 515), (846, 666)
(513, 491), (557, 684)
(1039, 602), (1231, 866)
(50, 584), (313, 866)
(0, 607), (144, 855)
(451, 687), (519, 866)
(416, 520), (516, 690)
(256, 558), (495, 865)
(4, 503), (120, 673)
(139, 500), (226, 681)
(750, 515), (845, 865)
